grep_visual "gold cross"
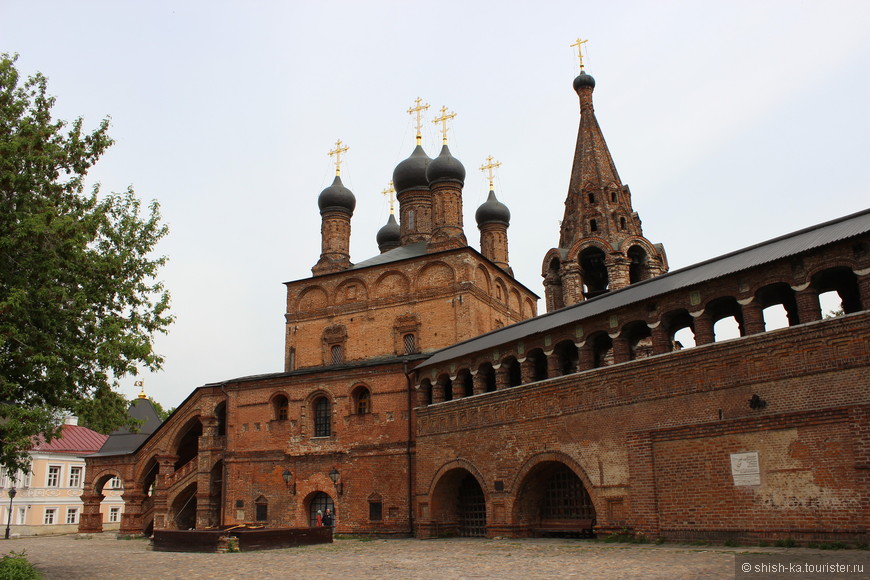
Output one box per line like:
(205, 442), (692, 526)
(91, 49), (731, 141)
(328, 139), (349, 175)
(479, 155), (502, 190)
(570, 38), (589, 72)
(407, 98), (430, 145)
(381, 181), (396, 214)
(433, 106), (457, 144)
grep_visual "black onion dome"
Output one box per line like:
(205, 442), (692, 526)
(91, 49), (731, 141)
(573, 71), (596, 92)
(426, 144), (466, 184)
(376, 213), (400, 246)
(475, 190), (511, 225)
(317, 175), (356, 214)
(392, 145), (431, 192)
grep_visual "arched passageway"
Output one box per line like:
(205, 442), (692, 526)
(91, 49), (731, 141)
(430, 468), (487, 537)
(515, 461), (596, 537)
(171, 483), (197, 530)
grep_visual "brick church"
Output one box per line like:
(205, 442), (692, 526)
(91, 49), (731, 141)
(80, 60), (870, 544)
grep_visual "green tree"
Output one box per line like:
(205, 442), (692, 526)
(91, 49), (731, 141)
(148, 397), (175, 422)
(0, 54), (173, 474)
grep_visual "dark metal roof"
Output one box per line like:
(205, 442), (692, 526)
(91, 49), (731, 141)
(351, 241), (428, 270)
(417, 208), (870, 370)
(89, 398), (163, 457)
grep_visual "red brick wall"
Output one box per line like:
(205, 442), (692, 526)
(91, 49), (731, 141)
(414, 311), (870, 541)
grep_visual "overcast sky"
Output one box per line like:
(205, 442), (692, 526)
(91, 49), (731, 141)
(3, 0), (869, 409)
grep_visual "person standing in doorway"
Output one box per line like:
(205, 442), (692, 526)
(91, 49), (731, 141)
(322, 508), (333, 527)
(316, 509), (323, 526)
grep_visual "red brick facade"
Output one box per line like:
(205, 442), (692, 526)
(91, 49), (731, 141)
(81, 69), (869, 545)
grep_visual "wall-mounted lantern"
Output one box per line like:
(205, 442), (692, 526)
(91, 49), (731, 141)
(748, 394), (767, 410)
(282, 469), (296, 495)
(328, 467), (343, 496)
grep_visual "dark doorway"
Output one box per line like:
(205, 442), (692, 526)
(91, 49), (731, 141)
(541, 464), (595, 521)
(309, 492), (335, 527)
(457, 474), (486, 537)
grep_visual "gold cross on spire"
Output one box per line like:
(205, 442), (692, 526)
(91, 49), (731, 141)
(328, 139), (349, 176)
(570, 37), (589, 72)
(134, 380), (146, 399)
(381, 181), (396, 215)
(479, 155), (502, 190)
(433, 106), (457, 145)
(407, 98), (430, 145)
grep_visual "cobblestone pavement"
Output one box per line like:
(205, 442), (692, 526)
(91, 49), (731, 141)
(3, 534), (869, 580)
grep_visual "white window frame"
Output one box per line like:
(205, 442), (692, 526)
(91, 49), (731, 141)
(44, 508), (57, 525)
(46, 465), (61, 487)
(110, 476), (122, 489)
(109, 507), (121, 522)
(66, 508), (79, 524)
(17, 507), (26, 525)
(68, 466), (83, 488)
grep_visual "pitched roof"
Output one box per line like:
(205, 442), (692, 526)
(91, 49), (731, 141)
(31, 424), (108, 455)
(90, 398), (163, 457)
(416, 207), (870, 370)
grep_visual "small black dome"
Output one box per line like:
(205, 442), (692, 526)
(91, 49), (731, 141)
(392, 145), (431, 192)
(376, 213), (401, 246)
(317, 175), (356, 214)
(475, 189), (510, 225)
(573, 71), (596, 92)
(426, 144), (466, 184)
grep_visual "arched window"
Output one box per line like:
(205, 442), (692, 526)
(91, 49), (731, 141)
(313, 396), (331, 437)
(588, 192), (595, 204)
(590, 219), (598, 232)
(354, 387), (371, 415)
(273, 394), (289, 421)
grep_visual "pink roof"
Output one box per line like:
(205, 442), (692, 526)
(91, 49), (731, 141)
(31, 424), (109, 454)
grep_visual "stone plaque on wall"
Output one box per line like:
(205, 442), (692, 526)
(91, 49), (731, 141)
(730, 451), (761, 486)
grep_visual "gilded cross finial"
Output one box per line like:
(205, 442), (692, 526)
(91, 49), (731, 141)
(328, 139), (349, 176)
(479, 155), (502, 190)
(570, 38), (589, 72)
(381, 181), (396, 215)
(407, 98), (430, 145)
(433, 106), (457, 145)
(134, 380), (146, 399)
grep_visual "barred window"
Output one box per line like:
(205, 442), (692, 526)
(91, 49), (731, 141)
(403, 333), (416, 354)
(314, 397), (331, 437)
(255, 497), (268, 522)
(369, 501), (383, 521)
(330, 344), (343, 365)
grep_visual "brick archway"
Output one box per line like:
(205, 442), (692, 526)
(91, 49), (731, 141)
(427, 466), (488, 538)
(510, 452), (597, 536)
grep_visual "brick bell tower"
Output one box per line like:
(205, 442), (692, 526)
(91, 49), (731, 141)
(542, 40), (668, 312)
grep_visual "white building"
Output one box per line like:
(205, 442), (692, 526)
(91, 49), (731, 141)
(1, 417), (124, 536)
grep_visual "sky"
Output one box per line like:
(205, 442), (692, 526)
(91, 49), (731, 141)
(2, 0), (869, 409)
